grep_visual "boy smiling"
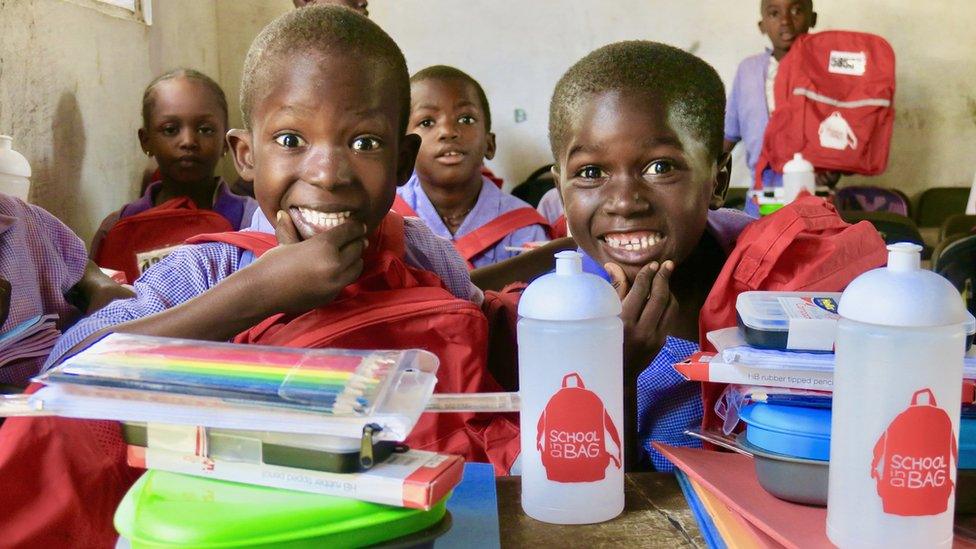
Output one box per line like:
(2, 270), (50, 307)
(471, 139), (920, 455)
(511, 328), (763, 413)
(49, 6), (476, 363)
(549, 41), (753, 469)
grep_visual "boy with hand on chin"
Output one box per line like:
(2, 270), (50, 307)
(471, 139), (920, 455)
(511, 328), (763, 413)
(548, 41), (753, 470)
(8, 7), (483, 546)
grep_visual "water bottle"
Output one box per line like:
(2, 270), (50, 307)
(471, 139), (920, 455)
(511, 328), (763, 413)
(828, 243), (966, 548)
(782, 152), (815, 203)
(0, 135), (31, 202)
(517, 250), (624, 524)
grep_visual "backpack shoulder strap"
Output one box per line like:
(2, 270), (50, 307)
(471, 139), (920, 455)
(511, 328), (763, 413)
(453, 208), (551, 262)
(185, 231), (278, 257)
(392, 195), (420, 218)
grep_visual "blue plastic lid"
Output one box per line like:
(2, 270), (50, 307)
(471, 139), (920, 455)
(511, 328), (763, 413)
(739, 403), (831, 461)
(962, 418), (976, 470)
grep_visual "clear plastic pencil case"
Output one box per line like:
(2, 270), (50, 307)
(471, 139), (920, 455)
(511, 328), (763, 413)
(8, 333), (439, 442)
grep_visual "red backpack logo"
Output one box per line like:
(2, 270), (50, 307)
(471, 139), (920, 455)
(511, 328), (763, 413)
(871, 388), (958, 516)
(536, 373), (621, 483)
(755, 31), (896, 189)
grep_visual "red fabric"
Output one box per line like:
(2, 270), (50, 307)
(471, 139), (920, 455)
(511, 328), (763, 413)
(698, 196), (888, 431)
(754, 31), (896, 189)
(0, 384), (142, 548)
(482, 282), (527, 392)
(551, 215), (568, 239)
(195, 213), (519, 474)
(481, 166), (504, 189)
(391, 195), (420, 218)
(94, 196), (233, 282)
(453, 208), (551, 268)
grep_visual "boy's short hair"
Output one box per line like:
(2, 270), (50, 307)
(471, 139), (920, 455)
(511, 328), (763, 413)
(549, 40), (725, 160)
(240, 5), (409, 131)
(410, 65), (492, 132)
(142, 68), (228, 129)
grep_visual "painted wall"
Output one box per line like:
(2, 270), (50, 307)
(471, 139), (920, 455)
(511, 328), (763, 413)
(0, 0), (219, 243)
(3, 0), (974, 244)
(369, 0), (976, 197)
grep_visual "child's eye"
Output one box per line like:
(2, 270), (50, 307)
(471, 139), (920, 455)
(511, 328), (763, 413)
(575, 165), (607, 180)
(274, 134), (306, 149)
(161, 125), (179, 136)
(644, 160), (675, 176)
(351, 136), (383, 152)
(417, 119), (435, 129)
(198, 126), (216, 136)
(458, 115), (476, 125)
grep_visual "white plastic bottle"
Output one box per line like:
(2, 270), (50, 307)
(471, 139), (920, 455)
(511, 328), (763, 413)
(828, 243), (966, 548)
(782, 152), (815, 203)
(0, 135), (31, 202)
(517, 250), (624, 524)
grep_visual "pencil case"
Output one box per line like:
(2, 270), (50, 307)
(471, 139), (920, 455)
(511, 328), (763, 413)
(122, 422), (402, 473)
(23, 333), (439, 442)
(736, 291), (842, 352)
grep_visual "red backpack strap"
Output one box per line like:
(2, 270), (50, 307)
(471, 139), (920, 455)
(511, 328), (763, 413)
(453, 208), (551, 263)
(185, 231), (278, 257)
(391, 195), (420, 218)
(551, 215), (568, 239)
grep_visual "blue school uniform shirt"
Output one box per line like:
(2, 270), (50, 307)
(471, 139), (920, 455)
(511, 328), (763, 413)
(396, 174), (549, 268)
(725, 49), (783, 217)
(581, 208), (755, 471)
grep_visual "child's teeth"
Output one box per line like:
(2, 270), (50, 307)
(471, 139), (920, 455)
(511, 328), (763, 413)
(298, 208), (351, 230)
(605, 233), (660, 250)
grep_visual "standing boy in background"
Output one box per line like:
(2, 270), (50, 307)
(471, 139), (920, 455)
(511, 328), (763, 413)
(396, 66), (549, 268)
(724, 0), (839, 202)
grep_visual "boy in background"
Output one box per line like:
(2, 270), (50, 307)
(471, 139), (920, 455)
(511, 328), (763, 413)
(397, 66), (549, 268)
(724, 0), (839, 198)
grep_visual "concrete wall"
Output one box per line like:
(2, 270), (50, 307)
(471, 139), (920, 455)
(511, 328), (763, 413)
(0, 0), (219, 243)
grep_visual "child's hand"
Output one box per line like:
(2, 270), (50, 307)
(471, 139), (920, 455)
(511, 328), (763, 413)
(249, 210), (368, 316)
(605, 260), (678, 378)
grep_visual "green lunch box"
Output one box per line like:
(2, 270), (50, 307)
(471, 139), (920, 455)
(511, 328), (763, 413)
(115, 470), (451, 548)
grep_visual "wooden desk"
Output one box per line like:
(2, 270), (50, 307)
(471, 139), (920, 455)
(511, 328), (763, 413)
(496, 474), (703, 547)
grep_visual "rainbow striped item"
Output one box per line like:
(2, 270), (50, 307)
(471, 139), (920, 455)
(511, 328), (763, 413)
(46, 333), (410, 415)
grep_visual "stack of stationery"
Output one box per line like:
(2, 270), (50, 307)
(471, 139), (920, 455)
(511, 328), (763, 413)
(0, 314), (59, 369)
(14, 333), (464, 511)
(657, 443), (976, 549)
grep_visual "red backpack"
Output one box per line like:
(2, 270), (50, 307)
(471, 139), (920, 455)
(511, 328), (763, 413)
(754, 31), (896, 189)
(189, 213), (520, 473)
(392, 196), (551, 269)
(94, 196), (234, 282)
(698, 196), (888, 431)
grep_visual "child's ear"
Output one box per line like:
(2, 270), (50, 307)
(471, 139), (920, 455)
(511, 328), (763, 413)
(810, 11), (818, 28)
(550, 164), (563, 201)
(709, 153), (732, 210)
(226, 129), (255, 182)
(484, 132), (497, 161)
(396, 133), (421, 187)
(138, 128), (149, 156)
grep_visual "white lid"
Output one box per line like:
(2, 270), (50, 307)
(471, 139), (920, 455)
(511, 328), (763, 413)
(518, 251), (622, 321)
(0, 135), (30, 178)
(736, 291), (842, 332)
(783, 152), (814, 174)
(839, 243), (967, 327)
